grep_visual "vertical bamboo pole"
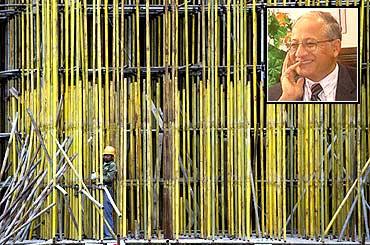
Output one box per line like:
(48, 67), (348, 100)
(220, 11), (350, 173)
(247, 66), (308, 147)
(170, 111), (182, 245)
(260, 85), (265, 237)
(206, 78), (211, 239)
(226, 0), (233, 235)
(121, 0), (128, 238)
(199, 79), (204, 237)
(358, 0), (365, 240)
(97, 0), (104, 239)
(276, 105), (282, 239)
(184, 0), (191, 235)
(282, 105), (287, 241)
(51, 0), (58, 239)
(304, 104), (309, 237)
(174, 0), (179, 238)
(214, 0), (219, 235)
(163, 0), (173, 237)
(192, 73), (198, 236)
(155, 82), (160, 238)
(143, 76), (148, 239)
(146, 0), (153, 238)
(220, 82), (225, 237)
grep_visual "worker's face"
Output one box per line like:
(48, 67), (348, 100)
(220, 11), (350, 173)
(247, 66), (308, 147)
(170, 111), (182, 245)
(103, 154), (114, 162)
(289, 16), (341, 82)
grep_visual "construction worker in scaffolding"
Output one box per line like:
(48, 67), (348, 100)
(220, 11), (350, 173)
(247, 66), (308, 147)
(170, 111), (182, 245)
(101, 145), (117, 239)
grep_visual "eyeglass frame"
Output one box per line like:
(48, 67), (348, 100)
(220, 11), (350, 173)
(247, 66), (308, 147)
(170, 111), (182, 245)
(287, 38), (337, 53)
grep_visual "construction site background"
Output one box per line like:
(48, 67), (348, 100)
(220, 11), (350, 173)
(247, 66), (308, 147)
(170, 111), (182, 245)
(0, 0), (369, 244)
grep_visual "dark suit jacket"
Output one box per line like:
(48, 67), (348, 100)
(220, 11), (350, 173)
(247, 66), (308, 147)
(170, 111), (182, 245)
(267, 64), (357, 102)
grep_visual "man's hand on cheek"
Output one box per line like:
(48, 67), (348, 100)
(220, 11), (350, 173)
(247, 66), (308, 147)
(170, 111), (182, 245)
(278, 54), (305, 101)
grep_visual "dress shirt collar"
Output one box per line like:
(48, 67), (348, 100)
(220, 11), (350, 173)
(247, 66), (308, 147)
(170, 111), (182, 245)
(303, 64), (339, 102)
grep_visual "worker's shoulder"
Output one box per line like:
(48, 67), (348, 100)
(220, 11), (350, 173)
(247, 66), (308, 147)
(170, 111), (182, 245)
(104, 160), (117, 168)
(110, 161), (118, 170)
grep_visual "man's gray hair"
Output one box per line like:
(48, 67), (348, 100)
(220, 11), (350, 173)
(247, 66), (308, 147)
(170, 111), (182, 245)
(294, 11), (342, 40)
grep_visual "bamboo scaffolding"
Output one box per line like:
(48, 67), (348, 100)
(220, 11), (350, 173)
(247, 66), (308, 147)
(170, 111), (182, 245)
(0, 0), (369, 242)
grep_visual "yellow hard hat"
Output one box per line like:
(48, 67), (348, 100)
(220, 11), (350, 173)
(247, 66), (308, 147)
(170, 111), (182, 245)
(103, 146), (115, 156)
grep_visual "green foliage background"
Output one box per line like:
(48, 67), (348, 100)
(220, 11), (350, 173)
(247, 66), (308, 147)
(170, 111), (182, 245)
(267, 10), (292, 88)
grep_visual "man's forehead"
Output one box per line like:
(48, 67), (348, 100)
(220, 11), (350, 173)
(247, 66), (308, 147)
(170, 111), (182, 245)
(291, 16), (326, 39)
(295, 14), (325, 26)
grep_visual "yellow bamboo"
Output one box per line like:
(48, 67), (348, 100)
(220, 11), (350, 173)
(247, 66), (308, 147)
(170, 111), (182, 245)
(206, 80), (211, 239)
(282, 105), (286, 241)
(129, 82), (135, 234)
(220, 83), (225, 236)
(297, 104), (302, 237)
(181, 88), (186, 235)
(25, 0), (30, 131)
(246, 81), (251, 240)
(276, 105), (281, 239)
(184, 0), (191, 235)
(199, 80), (204, 237)
(314, 105), (320, 238)
(121, 0), (127, 236)
(20, 0), (25, 136)
(46, 0), (52, 238)
(51, 0), (58, 238)
(155, 82), (160, 238)
(240, 3), (246, 239)
(304, 104), (309, 237)
(146, 0), (152, 238)
(192, 80), (197, 235)
(214, 0), (219, 235)
(226, 0), (233, 235)
(143, 76), (148, 238)
(96, 0), (104, 239)
(91, 0), (98, 238)
(260, 84), (265, 237)
(174, 83), (180, 239)
(135, 80), (142, 235)
(267, 105), (273, 236)
(1, 0), (369, 242)
(272, 105), (277, 238)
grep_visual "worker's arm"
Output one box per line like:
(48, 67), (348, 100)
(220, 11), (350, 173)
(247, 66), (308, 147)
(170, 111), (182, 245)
(103, 162), (117, 184)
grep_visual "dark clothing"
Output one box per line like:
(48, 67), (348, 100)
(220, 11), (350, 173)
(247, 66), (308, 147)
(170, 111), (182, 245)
(267, 63), (357, 102)
(103, 160), (117, 238)
(335, 64), (357, 101)
(103, 160), (117, 186)
(104, 188), (114, 238)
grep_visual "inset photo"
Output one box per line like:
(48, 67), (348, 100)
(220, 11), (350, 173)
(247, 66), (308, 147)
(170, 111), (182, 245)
(266, 7), (359, 103)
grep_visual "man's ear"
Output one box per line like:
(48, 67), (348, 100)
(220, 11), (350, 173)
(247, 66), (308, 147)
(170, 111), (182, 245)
(332, 39), (342, 57)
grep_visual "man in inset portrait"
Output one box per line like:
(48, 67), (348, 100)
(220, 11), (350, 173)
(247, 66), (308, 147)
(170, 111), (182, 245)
(268, 11), (357, 102)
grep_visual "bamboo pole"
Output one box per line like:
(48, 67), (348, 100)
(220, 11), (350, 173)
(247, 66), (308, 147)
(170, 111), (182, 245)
(324, 157), (370, 237)
(146, 0), (152, 238)
(1, 0), (369, 242)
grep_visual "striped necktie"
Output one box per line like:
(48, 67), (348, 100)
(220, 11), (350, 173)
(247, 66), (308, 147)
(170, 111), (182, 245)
(311, 83), (323, 101)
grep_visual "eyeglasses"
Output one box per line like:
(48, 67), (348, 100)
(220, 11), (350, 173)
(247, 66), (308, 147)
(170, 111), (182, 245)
(287, 39), (336, 53)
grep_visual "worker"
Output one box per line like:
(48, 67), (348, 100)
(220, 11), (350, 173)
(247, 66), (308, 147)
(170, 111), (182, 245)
(102, 145), (117, 239)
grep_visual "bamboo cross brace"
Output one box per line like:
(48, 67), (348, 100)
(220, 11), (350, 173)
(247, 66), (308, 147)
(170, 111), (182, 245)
(323, 157), (370, 237)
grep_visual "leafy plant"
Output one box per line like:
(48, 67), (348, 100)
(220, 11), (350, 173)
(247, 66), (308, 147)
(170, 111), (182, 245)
(267, 11), (292, 87)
